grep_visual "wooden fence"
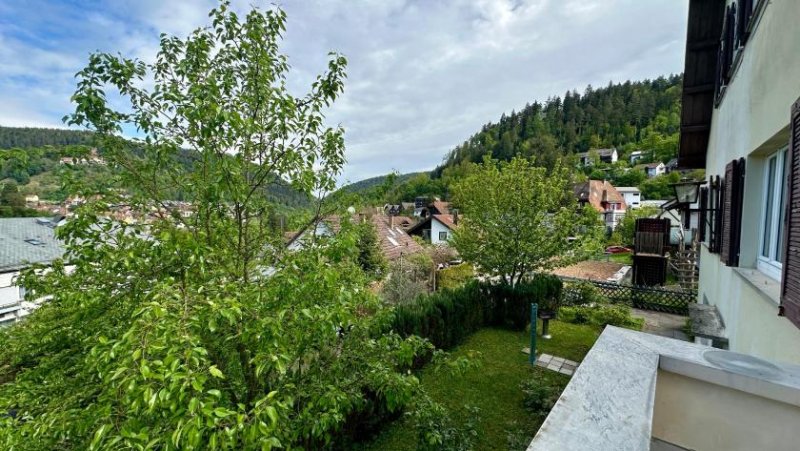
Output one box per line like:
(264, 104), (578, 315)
(561, 278), (694, 316)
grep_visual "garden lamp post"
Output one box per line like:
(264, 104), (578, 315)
(668, 178), (705, 230)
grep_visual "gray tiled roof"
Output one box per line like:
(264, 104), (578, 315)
(0, 218), (65, 272)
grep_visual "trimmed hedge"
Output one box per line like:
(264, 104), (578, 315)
(391, 275), (563, 350)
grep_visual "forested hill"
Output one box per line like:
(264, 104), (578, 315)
(434, 75), (683, 176)
(0, 126), (93, 148)
(0, 126), (311, 208)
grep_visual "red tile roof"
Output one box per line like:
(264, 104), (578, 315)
(573, 180), (627, 213)
(371, 214), (424, 261)
(433, 214), (459, 230)
(431, 201), (450, 215)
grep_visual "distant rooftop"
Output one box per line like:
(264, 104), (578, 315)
(0, 217), (65, 272)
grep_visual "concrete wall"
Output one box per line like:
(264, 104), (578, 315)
(652, 370), (800, 451)
(699, 0), (800, 364)
(430, 218), (451, 245)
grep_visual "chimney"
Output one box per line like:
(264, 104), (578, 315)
(452, 209), (459, 225)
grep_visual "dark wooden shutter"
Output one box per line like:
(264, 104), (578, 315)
(736, 0), (753, 46)
(780, 97), (800, 329)
(699, 186), (709, 243)
(720, 159), (745, 266)
(713, 175), (724, 253)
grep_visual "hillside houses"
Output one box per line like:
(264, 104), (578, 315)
(577, 148), (618, 166)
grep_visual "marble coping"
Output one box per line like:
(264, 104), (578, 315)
(526, 326), (800, 451)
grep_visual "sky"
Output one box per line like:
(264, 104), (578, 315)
(0, 0), (689, 185)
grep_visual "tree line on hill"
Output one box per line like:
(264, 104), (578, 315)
(344, 75), (694, 204)
(0, 126), (312, 208)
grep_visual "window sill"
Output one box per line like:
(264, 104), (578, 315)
(733, 267), (781, 306)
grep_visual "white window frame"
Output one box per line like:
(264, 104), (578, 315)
(757, 146), (789, 280)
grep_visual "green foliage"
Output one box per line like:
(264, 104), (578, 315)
(381, 258), (431, 306)
(613, 206), (660, 245)
(356, 221), (387, 278)
(434, 76), (683, 176)
(639, 171), (682, 200)
(0, 3), (429, 449)
(558, 304), (644, 330)
(0, 126), (93, 149)
(0, 180), (25, 207)
(451, 156), (605, 285)
(437, 264), (474, 290)
(391, 276), (564, 351)
(520, 379), (561, 417)
(562, 280), (603, 306)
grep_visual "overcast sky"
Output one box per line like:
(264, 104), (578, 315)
(0, 0), (689, 185)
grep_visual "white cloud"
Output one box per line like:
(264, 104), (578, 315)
(0, 0), (689, 183)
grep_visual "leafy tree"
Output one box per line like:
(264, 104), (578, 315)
(450, 156), (604, 286)
(0, 3), (442, 449)
(355, 220), (387, 278)
(0, 180), (24, 207)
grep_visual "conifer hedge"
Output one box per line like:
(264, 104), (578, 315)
(391, 275), (563, 350)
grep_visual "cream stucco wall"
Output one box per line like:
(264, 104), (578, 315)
(699, 0), (800, 364)
(652, 370), (800, 451)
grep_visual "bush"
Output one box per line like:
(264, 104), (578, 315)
(391, 276), (564, 351)
(558, 304), (643, 330)
(562, 280), (603, 306)
(520, 379), (560, 417)
(437, 264), (475, 290)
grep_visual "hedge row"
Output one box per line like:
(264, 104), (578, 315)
(391, 275), (563, 350)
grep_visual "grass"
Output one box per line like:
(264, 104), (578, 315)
(603, 252), (633, 265)
(357, 321), (601, 450)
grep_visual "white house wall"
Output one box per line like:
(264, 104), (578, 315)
(430, 218), (452, 245)
(700, 0), (800, 364)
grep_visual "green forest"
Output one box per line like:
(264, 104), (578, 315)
(344, 75), (699, 203)
(0, 126), (311, 208)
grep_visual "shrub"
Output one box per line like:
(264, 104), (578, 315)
(562, 280), (603, 306)
(391, 276), (564, 351)
(520, 379), (560, 417)
(558, 304), (643, 330)
(437, 264), (475, 290)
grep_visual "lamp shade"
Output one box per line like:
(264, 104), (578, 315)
(672, 180), (701, 204)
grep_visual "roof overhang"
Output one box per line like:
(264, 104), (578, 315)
(678, 0), (725, 169)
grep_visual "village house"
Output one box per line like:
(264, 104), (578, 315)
(0, 216), (65, 326)
(629, 150), (644, 164)
(407, 210), (458, 246)
(286, 211), (423, 261)
(676, 0), (800, 363)
(637, 161), (666, 178)
(577, 147), (618, 166)
(529, 3), (800, 449)
(573, 180), (626, 230)
(615, 186), (641, 209)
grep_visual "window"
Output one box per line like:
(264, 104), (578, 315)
(438, 231), (448, 241)
(758, 147), (789, 280)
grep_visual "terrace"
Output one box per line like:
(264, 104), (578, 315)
(527, 326), (800, 450)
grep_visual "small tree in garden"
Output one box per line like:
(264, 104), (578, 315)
(451, 156), (604, 286)
(611, 205), (660, 245)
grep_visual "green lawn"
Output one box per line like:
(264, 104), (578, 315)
(357, 321), (601, 450)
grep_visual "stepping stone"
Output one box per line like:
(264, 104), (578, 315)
(562, 363), (576, 371)
(547, 363), (560, 371)
(564, 360), (578, 367)
(560, 368), (574, 376)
